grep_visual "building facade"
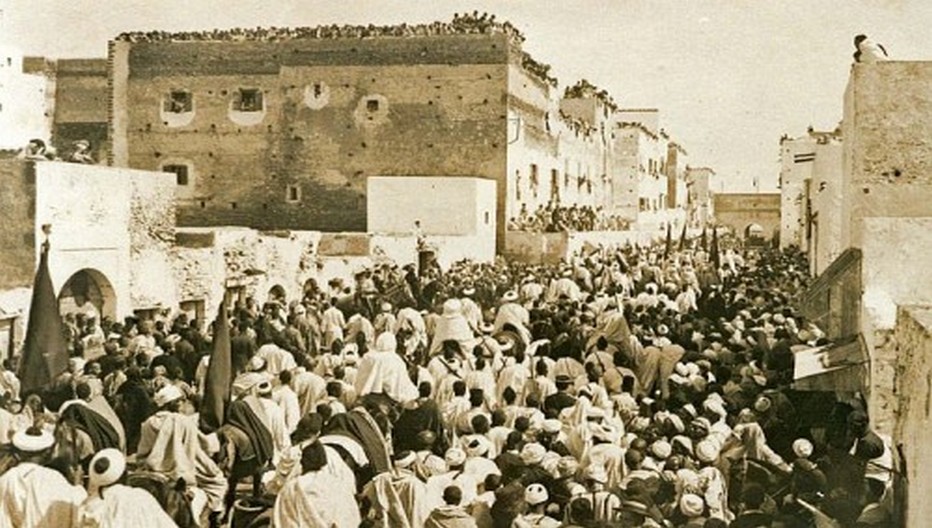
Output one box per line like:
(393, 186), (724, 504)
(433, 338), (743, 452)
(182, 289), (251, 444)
(0, 46), (51, 150)
(685, 166), (715, 227)
(107, 21), (698, 250)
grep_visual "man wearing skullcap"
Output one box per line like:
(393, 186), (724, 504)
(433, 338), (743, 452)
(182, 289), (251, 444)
(0, 427), (86, 526)
(78, 448), (177, 527)
(679, 493), (707, 527)
(426, 448), (479, 509)
(513, 483), (561, 527)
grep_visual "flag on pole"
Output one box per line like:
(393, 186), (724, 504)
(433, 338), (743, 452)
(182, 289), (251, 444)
(701, 226), (708, 252)
(663, 223), (672, 259)
(18, 242), (68, 395)
(200, 301), (232, 432)
(711, 227), (721, 270)
(678, 222), (688, 251)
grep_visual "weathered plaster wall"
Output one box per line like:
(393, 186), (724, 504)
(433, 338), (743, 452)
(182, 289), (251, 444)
(843, 62), (932, 249)
(0, 159), (36, 291)
(809, 140), (844, 275)
(367, 176), (496, 237)
(893, 306), (932, 527)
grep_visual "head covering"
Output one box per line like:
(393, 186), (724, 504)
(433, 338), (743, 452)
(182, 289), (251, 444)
(257, 380), (273, 395)
(556, 457), (579, 479)
(479, 323), (495, 334)
(502, 291), (519, 303)
(672, 435), (694, 455)
(650, 440), (672, 460)
(542, 419), (562, 434)
(154, 384), (184, 407)
(442, 298), (463, 316)
(792, 438), (814, 459)
(525, 483), (549, 505)
(462, 287), (476, 297)
(680, 493), (705, 517)
(380, 302), (392, 312)
(247, 355), (266, 372)
(465, 436), (491, 458)
(374, 332), (397, 353)
(89, 448), (126, 489)
(591, 423), (620, 444)
(445, 448), (467, 467)
(520, 443), (547, 465)
(393, 450), (417, 469)
(695, 439), (720, 464)
(754, 396), (772, 413)
(12, 428), (54, 452)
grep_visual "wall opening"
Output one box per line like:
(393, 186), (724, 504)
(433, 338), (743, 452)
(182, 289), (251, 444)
(58, 268), (117, 321)
(286, 184), (301, 203)
(162, 163), (190, 186)
(164, 90), (193, 114)
(234, 88), (264, 112)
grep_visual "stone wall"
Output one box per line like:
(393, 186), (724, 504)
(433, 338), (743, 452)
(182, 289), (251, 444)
(111, 35), (512, 238)
(843, 62), (932, 249)
(799, 248), (862, 340)
(52, 59), (109, 161)
(0, 159), (36, 291)
(713, 193), (780, 239)
(809, 140), (844, 275)
(893, 305), (932, 527)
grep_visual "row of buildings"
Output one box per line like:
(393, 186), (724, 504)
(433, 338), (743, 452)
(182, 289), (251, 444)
(779, 61), (932, 526)
(2, 19), (720, 253)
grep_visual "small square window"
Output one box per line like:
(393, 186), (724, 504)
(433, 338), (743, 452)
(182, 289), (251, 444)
(313, 83), (323, 97)
(286, 184), (301, 203)
(163, 164), (189, 186)
(366, 99), (379, 112)
(484, 211), (491, 225)
(236, 88), (263, 112)
(164, 91), (192, 113)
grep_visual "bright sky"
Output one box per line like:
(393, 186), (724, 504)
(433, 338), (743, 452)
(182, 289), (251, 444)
(2, 0), (931, 191)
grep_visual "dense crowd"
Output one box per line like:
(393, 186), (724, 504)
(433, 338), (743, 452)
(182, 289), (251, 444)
(0, 241), (896, 527)
(509, 204), (632, 232)
(19, 138), (96, 164)
(114, 13), (526, 45)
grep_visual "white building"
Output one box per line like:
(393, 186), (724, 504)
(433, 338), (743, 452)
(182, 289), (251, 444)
(0, 46), (51, 149)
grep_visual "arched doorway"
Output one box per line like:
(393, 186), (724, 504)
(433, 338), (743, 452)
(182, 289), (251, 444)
(744, 223), (764, 238)
(58, 268), (117, 321)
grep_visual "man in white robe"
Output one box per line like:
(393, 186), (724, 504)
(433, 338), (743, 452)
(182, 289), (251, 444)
(0, 428), (86, 528)
(429, 299), (478, 357)
(355, 332), (419, 403)
(77, 448), (176, 528)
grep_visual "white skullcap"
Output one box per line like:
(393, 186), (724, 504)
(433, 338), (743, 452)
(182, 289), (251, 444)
(444, 448), (467, 467)
(89, 448), (126, 489)
(525, 483), (549, 505)
(680, 493), (705, 517)
(792, 438), (814, 459)
(375, 332), (397, 353)
(154, 384), (184, 407)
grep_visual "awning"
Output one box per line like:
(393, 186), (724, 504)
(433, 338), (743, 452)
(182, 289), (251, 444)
(792, 334), (868, 392)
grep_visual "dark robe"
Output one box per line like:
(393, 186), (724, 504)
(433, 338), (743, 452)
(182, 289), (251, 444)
(226, 396), (275, 468)
(59, 402), (121, 451)
(393, 397), (447, 454)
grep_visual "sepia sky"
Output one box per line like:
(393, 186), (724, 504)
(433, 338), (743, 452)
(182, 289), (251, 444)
(2, 0), (931, 191)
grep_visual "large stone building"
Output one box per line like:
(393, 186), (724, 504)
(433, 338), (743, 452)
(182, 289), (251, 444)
(712, 192), (780, 240)
(106, 20), (696, 250)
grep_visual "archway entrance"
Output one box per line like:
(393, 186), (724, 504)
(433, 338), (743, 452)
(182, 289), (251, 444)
(58, 268), (117, 321)
(744, 223), (764, 238)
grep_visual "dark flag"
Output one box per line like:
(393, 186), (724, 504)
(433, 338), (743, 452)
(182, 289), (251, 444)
(18, 243), (68, 394)
(200, 301), (232, 432)
(663, 223), (672, 259)
(701, 226), (708, 252)
(678, 222), (688, 251)
(711, 227), (721, 269)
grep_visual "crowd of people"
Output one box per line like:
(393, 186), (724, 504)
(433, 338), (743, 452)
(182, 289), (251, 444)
(19, 138), (96, 164)
(0, 241), (897, 527)
(509, 204), (632, 233)
(115, 13), (526, 46)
